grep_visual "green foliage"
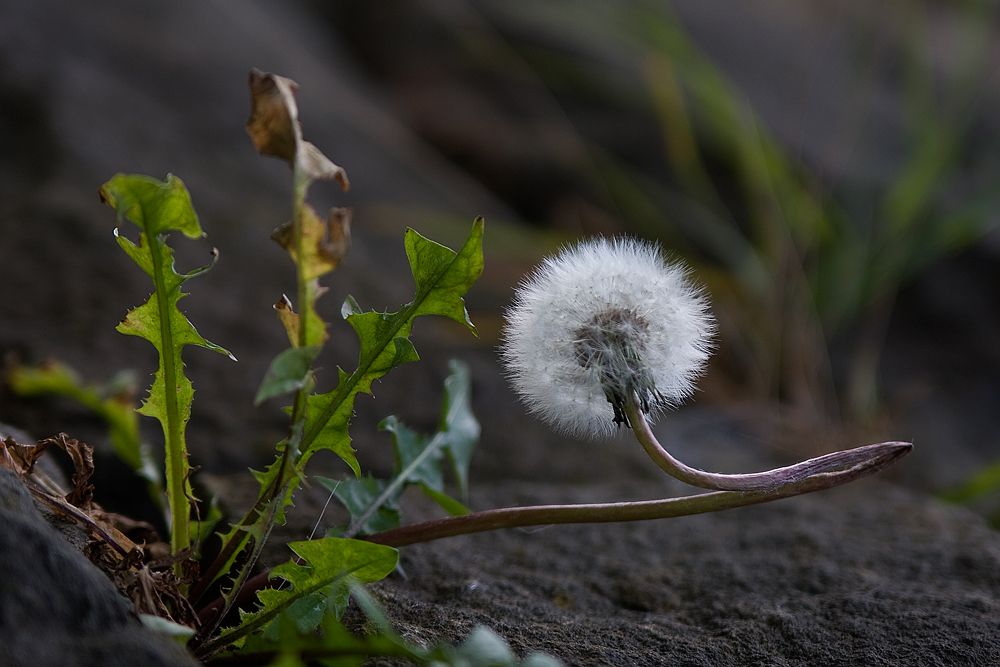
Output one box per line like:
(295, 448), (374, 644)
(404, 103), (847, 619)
(195, 73), (486, 654)
(324, 474), (401, 536)
(437, 358), (481, 498)
(6, 361), (160, 494)
(301, 222), (484, 475)
(255, 345), (322, 405)
(195, 219), (484, 660)
(234, 613), (411, 666)
(318, 358), (480, 538)
(191, 70), (358, 626)
(213, 579), (561, 667)
(207, 223), (484, 597)
(12, 67), (559, 667)
(100, 173), (234, 555)
(200, 537), (397, 656)
(217, 615), (561, 667)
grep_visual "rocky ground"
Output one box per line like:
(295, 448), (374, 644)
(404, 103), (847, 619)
(3, 1), (1000, 665)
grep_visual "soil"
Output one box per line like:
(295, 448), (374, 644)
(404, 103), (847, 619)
(3, 1), (1000, 666)
(201, 398), (1000, 667)
(365, 482), (1000, 667)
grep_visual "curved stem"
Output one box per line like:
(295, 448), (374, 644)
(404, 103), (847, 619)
(203, 437), (911, 613)
(624, 392), (884, 492)
(364, 439), (911, 548)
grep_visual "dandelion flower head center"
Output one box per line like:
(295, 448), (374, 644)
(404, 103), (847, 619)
(573, 308), (660, 426)
(501, 237), (715, 439)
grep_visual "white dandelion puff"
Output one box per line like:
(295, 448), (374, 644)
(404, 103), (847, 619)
(500, 237), (715, 439)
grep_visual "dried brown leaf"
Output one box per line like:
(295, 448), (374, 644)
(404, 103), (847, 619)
(321, 206), (352, 268)
(271, 206), (352, 281)
(299, 141), (350, 190)
(5, 433), (196, 628)
(273, 294), (300, 348)
(0, 436), (49, 478)
(246, 68), (350, 189)
(246, 69), (299, 163)
(40, 433), (95, 509)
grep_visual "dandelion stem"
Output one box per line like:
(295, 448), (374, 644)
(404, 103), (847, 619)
(362, 440), (911, 548)
(624, 391), (898, 492)
(199, 438), (909, 613)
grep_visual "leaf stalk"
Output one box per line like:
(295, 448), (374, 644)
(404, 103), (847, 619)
(148, 232), (191, 557)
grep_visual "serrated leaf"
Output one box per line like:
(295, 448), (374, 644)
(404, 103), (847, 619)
(298, 335), (419, 478)
(208, 538), (397, 653)
(299, 369), (365, 478)
(406, 220), (484, 333)
(323, 361), (475, 538)
(256, 345), (322, 405)
(194, 480), (290, 647)
(100, 172), (202, 238)
(196, 481), (292, 599)
(101, 172), (234, 555)
(199, 221), (483, 634)
(298, 220), (484, 475)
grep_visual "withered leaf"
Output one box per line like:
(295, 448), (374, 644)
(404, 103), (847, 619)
(270, 206), (352, 280)
(40, 433), (95, 509)
(299, 141), (350, 191)
(246, 68), (350, 190)
(274, 294), (300, 348)
(246, 69), (299, 162)
(0, 436), (48, 478)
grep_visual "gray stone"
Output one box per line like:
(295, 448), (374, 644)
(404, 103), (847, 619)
(0, 468), (198, 667)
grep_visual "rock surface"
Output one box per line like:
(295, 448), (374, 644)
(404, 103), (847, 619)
(0, 468), (198, 667)
(362, 480), (1000, 667)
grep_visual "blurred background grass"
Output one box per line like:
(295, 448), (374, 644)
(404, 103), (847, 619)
(306, 0), (1000, 437)
(4, 0), (1000, 519)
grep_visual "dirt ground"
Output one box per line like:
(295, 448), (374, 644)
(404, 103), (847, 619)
(197, 390), (1000, 667)
(364, 482), (1000, 667)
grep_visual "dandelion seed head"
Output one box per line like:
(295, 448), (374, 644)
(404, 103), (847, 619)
(500, 237), (715, 439)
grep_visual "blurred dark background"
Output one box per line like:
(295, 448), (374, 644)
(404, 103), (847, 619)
(3, 0), (1000, 520)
